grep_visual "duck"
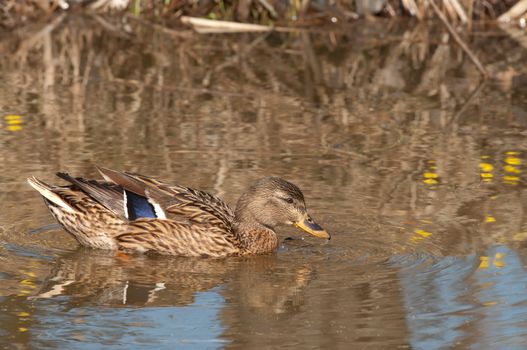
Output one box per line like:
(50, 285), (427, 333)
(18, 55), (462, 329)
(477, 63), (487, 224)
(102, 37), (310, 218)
(27, 167), (330, 257)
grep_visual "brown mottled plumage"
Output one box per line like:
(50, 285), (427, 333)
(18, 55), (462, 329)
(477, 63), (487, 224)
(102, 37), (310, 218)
(27, 167), (330, 257)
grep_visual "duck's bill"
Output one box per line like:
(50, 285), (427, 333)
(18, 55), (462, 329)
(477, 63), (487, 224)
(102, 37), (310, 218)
(294, 215), (331, 240)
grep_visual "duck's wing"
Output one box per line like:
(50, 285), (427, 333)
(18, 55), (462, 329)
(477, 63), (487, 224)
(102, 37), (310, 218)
(53, 173), (166, 223)
(55, 172), (127, 219)
(116, 219), (241, 257)
(96, 167), (235, 228)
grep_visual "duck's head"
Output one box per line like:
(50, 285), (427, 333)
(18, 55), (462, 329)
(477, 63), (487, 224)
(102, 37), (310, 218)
(234, 177), (330, 240)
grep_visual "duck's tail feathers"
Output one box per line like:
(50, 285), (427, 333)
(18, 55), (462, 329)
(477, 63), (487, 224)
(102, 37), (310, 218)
(27, 177), (76, 213)
(96, 166), (148, 197)
(56, 172), (127, 219)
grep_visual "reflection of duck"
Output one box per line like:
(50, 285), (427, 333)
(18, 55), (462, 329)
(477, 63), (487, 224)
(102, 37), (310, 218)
(28, 167), (329, 257)
(34, 249), (231, 306)
(229, 258), (313, 315)
(34, 249), (314, 311)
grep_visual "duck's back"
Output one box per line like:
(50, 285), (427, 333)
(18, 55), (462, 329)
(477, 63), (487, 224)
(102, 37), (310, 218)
(28, 169), (242, 257)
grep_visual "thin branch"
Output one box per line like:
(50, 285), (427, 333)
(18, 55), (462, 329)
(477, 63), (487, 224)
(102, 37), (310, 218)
(446, 0), (468, 23)
(429, 0), (488, 78)
(498, 0), (527, 22)
(180, 16), (296, 33)
(256, 0), (278, 18)
(15, 13), (66, 55)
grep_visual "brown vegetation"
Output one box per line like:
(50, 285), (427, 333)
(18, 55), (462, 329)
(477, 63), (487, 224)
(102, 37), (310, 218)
(1, 0), (527, 29)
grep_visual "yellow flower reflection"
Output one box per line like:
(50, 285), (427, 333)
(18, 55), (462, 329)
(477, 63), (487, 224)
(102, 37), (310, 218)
(505, 156), (522, 165)
(479, 163), (493, 172)
(503, 165), (521, 173)
(423, 179), (438, 185)
(478, 253), (506, 269)
(503, 176), (520, 182)
(478, 256), (489, 269)
(493, 260), (505, 268)
(4, 115), (23, 132)
(409, 228), (433, 243)
(414, 229), (432, 237)
(15, 269), (35, 335)
(485, 216), (496, 223)
(502, 152), (522, 185)
(422, 160), (439, 186)
(479, 157), (494, 183)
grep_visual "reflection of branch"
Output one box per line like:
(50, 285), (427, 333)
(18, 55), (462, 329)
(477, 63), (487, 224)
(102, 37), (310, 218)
(429, 0), (487, 78)
(43, 28), (54, 88)
(301, 32), (322, 88)
(214, 157), (228, 198)
(324, 146), (370, 160)
(91, 14), (131, 37)
(202, 32), (270, 86)
(444, 80), (486, 130)
(15, 14), (66, 56)
(125, 14), (193, 38)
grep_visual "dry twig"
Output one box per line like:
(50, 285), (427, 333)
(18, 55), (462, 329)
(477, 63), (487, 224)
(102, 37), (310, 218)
(497, 0), (527, 21)
(181, 16), (274, 33)
(429, 0), (488, 78)
(180, 16), (295, 33)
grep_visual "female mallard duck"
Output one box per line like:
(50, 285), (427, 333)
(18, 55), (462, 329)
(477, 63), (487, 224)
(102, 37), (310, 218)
(27, 167), (330, 257)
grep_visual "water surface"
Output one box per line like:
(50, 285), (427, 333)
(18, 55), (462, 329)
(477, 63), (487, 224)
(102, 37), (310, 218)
(1, 15), (527, 349)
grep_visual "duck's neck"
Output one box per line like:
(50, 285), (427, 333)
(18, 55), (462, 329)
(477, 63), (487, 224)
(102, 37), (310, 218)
(233, 221), (278, 255)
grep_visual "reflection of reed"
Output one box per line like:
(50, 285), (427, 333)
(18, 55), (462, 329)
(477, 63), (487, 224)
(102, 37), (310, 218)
(2, 16), (527, 350)
(1, 17), (527, 257)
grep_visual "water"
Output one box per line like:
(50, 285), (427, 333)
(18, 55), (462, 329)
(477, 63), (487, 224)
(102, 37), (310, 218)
(1, 15), (527, 349)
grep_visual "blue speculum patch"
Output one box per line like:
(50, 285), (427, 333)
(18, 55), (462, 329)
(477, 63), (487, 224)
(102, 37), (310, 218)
(126, 191), (157, 220)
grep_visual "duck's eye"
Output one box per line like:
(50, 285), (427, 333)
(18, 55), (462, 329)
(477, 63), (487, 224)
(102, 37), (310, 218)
(282, 197), (294, 204)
